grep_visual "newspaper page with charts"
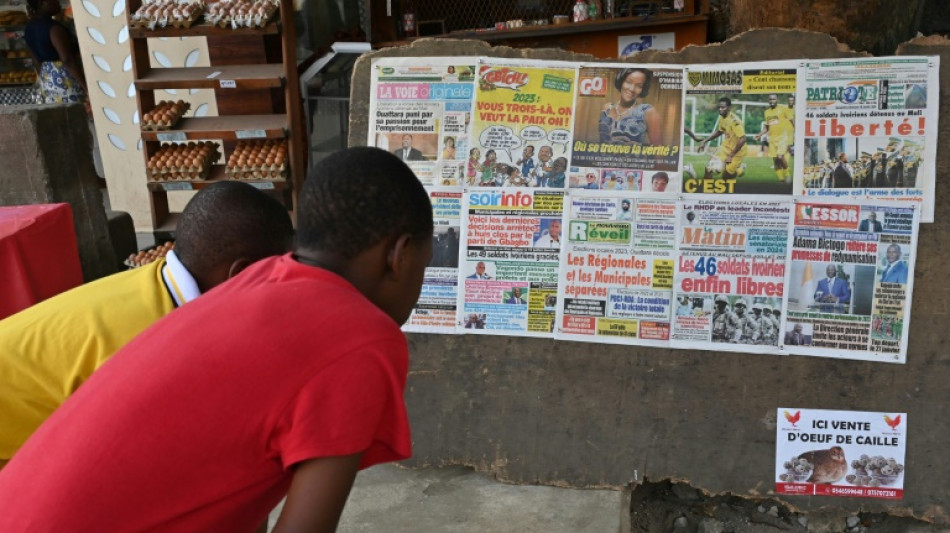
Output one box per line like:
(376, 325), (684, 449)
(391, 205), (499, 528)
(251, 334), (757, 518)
(671, 196), (792, 354)
(556, 192), (676, 345)
(459, 188), (564, 336)
(404, 188), (463, 334)
(776, 408), (907, 500)
(368, 57), (476, 186)
(469, 58), (577, 189)
(568, 64), (684, 194)
(781, 200), (919, 363)
(797, 56), (940, 222)
(682, 62), (799, 196)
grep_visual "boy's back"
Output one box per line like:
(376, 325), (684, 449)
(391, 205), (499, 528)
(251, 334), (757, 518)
(0, 254), (412, 531)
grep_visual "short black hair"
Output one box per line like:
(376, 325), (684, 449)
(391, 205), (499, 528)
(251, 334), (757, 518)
(652, 171), (669, 182)
(614, 68), (652, 97)
(297, 147), (432, 259)
(175, 181), (294, 275)
(718, 96), (732, 107)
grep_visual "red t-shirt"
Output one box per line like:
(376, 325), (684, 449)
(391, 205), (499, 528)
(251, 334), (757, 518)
(0, 254), (411, 531)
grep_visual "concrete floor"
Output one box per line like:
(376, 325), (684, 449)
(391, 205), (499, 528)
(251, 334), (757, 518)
(267, 464), (626, 533)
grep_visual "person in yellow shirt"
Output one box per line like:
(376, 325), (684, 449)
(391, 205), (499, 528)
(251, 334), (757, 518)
(0, 181), (294, 468)
(756, 94), (794, 182)
(698, 97), (747, 180)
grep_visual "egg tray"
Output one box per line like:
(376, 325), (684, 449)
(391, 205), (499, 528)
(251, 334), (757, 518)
(124, 241), (175, 269)
(146, 144), (221, 182)
(225, 164), (287, 180)
(129, 3), (205, 29)
(141, 102), (191, 131)
(204, 1), (279, 29)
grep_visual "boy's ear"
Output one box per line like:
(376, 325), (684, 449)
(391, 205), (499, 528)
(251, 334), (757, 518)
(227, 258), (254, 279)
(386, 233), (414, 279)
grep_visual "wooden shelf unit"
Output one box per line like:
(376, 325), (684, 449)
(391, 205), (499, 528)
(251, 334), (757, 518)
(127, 0), (305, 232)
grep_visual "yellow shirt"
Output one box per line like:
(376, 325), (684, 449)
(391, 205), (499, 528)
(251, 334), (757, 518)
(765, 105), (794, 141)
(0, 260), (176, 460)
(717, 111), (746, 154)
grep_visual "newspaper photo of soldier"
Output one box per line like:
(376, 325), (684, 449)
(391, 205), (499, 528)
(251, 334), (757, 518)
(801, 137), (925, 190)
(709, 294), (782, 346)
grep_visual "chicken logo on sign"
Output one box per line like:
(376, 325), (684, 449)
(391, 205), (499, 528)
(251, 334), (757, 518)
(783, 410), (801, 428)
(884, 414), (901, 430)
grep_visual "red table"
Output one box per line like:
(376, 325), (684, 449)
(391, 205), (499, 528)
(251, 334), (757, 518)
(0, 204), (83, 320)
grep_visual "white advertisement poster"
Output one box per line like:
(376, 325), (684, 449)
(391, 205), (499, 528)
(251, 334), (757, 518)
(776, 408), (906, 500)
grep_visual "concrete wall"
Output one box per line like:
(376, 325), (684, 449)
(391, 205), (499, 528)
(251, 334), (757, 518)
(0, 104), (116, 281)
(348, 30), (950, 524)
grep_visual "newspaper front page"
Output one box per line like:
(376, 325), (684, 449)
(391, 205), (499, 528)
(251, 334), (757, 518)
(682, 62), (799, 196)
(556, 193), (676, 345)
(568, 64), (685, 194)
(671, 196), (792, 354)
(469, 58), (577, 189)
(368, 57), (477, 186)
(798, 56), (940, 222)
(782, 200), (919, 363)
(404, 188), (463, 333)
(459, 188), (564, 336)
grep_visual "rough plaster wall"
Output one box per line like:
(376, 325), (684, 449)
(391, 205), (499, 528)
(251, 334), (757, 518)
(348, 30), (950, 524)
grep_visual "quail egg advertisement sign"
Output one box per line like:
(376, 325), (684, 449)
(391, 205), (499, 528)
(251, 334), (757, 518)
(775, 408), (906, 499)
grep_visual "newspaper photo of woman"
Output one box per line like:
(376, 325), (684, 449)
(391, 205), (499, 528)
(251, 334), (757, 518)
(599, 68), (660, 146)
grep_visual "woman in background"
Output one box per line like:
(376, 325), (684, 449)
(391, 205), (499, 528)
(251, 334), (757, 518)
(25, 0), (88, 106)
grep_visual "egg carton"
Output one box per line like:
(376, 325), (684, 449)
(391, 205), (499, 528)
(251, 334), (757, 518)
(224, 165), (287, 180)
(141, 101), (191, 131)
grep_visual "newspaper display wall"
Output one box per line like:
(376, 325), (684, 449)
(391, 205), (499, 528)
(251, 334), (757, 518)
(782, 200), (919, 363)
(682, 62), (799, 196)
(469, 58), (577, 188)
(556, 193), (676, 345)
(776, 408), (906, 500)
(568, 64), (685, 193)
(459, 188), (564, 336)
(671, 196), (792, 354)
(367, 57), (476, 186)
(404, 189), (463, 334)
(362, 55), (936, 363)
(798, 57), (940, 222)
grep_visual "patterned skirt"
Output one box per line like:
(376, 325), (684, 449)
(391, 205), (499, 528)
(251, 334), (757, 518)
(38, 61), (85, 104)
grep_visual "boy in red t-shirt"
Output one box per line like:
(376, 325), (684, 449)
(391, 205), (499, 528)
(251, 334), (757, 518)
(0, 147), (433, 532)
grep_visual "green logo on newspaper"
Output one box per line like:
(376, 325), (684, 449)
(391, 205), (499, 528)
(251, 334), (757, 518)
(569, 221), (631, 243)
(542, 74), (573, 92)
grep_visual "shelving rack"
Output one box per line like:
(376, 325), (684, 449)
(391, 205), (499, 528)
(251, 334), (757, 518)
(126, 0), (305, 232)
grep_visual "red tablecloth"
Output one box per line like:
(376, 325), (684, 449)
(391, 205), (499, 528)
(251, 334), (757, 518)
(0, 204), (83, 320)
